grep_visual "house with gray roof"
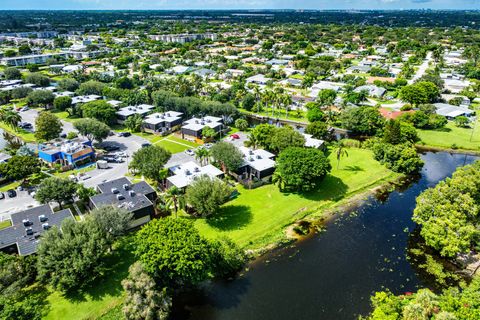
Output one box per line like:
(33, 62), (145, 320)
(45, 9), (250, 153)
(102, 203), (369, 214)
(143, 111), (183, 134)
(434, 103), (474, 119)
(166, 161), (224, 189)
(89, 177), (157, 229)
(0, 204), (74, 256)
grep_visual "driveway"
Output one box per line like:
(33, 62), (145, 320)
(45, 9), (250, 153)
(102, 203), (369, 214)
(226, 131), (248, 148)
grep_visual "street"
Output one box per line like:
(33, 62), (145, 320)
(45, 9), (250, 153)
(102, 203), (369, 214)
(408, 51), (433, 84)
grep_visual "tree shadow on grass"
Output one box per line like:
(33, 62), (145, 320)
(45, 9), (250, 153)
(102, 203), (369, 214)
(298, 175), (349, 202)
(62, 237), (136, 303)
(343, 165), (364, 172)
(206, 205), (252, 232)
(433, 127), (452, 133)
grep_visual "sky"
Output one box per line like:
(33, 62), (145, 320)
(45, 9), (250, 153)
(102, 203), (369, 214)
(0, 0), (479, 10)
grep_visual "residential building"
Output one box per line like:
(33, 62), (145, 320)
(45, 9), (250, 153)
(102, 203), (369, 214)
(354, 85), (386, 98)
(236, 147), (276, 182)
(89, 177), (157, 229)
(434, 103), (475, 119)
(71, 94), (101, 105)
(0, 204), (74, 256)
(302, 133), (325, 149)
(166, 161), (224, 189)
(116, 104), (155, 123)
(181, 116), (224, 139)
(148, 33), (217, 43)
(142, 111), (183, 134)
(246, 74), (271, 85)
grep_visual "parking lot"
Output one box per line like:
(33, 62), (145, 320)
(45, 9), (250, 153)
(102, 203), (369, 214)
(0, 189), (39, 221)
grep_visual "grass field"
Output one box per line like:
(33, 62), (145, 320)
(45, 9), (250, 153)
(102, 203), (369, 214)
(0, 122), (37, 142)
(417, 120), (480, 151)
(44, 238), (135, 320)
(194, 147), (399, 249)
(138, 133), (201, 154)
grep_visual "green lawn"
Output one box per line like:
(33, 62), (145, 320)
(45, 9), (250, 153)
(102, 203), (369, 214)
(138, 133), (201, 154)
(238, 107), (308, 124)
(417, 121), (480, 151)
(0, 180), (21, 192)
(44, 238), (135, 320)
(0, 122), (37, 142)
(194, 148), (400, 249)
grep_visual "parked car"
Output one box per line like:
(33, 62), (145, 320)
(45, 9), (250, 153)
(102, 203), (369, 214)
(118, 132), (131, 137)
(20, 107), (29, 112)
(185, 149), (195, 156)
(7, 189), (17, 198)
(141, 143), (151, 148)
(204, 143), (214, 149)
(0, 192), (4, 200)
(60, 133), (67, 138)
(101, 144), (120, 152)
(17, 185), (24, 191)
(230, 134), (240, 139)
(19, 122), (32, 129)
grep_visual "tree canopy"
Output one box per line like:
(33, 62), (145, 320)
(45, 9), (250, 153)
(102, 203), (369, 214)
(274, 147), (331, 191)
(34, 111), (62, 141)
(129, 146), (171, 182)
(340, 106), (384, 136)
(210, 142), (244, 173)
(185, 175), (232, 217)
(74, 118), (110, 142)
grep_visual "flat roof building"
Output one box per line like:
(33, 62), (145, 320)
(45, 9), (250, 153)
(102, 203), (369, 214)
(143, 111), (183, 134)
(181, 116), (224, 139)
(166, 161), (224, 189)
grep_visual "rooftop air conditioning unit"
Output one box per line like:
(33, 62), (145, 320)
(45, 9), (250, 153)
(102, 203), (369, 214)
(122, 184), (129, 190)
(256, 155), (262, 159)
(156, 114), (160, 118)
(200, 121), (205, 125)
(111, 187), (119, 194)
(195, 120), (199, 124)
(129, 190), (135, 197)
(39, 215), (48, 222)
(116, 194), (125, 201)
(249, 157), (254, 161)
(25, 227), (34, 236)
(194, 167), (200, 172)
(185, 169), (191, 175)
(166, 113), (170, 116)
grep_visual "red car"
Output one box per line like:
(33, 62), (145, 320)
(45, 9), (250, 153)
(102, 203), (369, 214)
(230, 134), (240, 139)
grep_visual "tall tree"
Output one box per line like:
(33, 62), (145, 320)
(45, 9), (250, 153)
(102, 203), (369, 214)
(210, 141), (244, 173)
(34, 112), (62, 141)
(185, 175), (232, 217)
(35, 177), (78, 209)
(129, 146), (171, 183)
(74, 118), (110, 142)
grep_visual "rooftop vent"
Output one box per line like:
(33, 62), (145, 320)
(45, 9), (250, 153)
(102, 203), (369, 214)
(122, 184), (129, 190)
(25, 227), (34, 236)
(195, 120), (199, 124)
(39, 215), (48, 223)
(166, 113), (170, 116)
(185, 169), (191, 175)
(256, 155), (262, 159)
(249, 150), (254, 155)
(42, 223), (50, 230)
(200, 121), (205, 125)
(155, 114), (160, 118)
(194, 167), (200, 172)
(111, 187), (119, 194)
(129, 190), (135, 197)
(249, 157), (254, 161)
(116, 194), (125, 201)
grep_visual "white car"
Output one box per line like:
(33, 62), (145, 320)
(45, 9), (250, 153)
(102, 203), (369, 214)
(185, 149), (195, 156)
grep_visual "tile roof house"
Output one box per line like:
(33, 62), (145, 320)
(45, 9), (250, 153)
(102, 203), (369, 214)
(89, 177), (157, 229)
(0, 204), (74, 256)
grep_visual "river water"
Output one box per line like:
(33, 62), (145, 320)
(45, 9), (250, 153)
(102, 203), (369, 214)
(173, 152), (479, 320)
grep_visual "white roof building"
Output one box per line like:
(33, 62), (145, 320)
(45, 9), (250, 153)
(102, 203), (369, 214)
(246, 74), (271, 85)
(167, 161), (223, 189)
(239, 146), (276, 173)
(302, 133), (325, 149)
(116, 104), (155, 119)
(144, 111), (183, 126)
(434, 103), (474, 119)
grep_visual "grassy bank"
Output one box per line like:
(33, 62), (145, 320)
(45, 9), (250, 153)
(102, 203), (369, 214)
(0, 122), (37, 142)
(195, 147), (400, 249)
(44, 238), (135, 320)
(417, 121), (480, 152)
(42, 147), (397, 320)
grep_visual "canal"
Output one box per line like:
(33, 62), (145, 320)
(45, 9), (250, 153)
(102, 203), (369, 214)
(173, 151), (478, 320)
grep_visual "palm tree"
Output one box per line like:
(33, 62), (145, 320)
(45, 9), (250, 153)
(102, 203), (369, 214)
(1, 110), (21, 131)
(334, 141), (349, 169)
(281, 93), (292, 119)
(163, 187), (185, 218)
(272, 172), (285, 191)
(194, 147), (210, 166)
